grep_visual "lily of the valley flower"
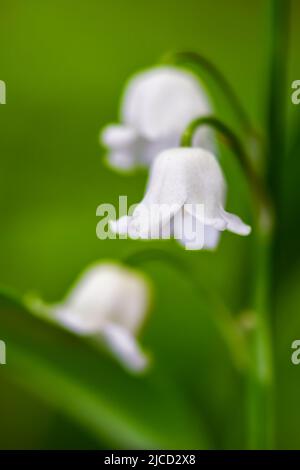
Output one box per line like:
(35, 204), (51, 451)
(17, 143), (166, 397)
(110, 148), (251, 250)
(53, 262), (151, 372)
(101, 66), (213, 171)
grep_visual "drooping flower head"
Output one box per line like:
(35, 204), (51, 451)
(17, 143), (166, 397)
(111, 148), (251, 250)
(101, 66), (213, 171)
(53, 262), (152, 372)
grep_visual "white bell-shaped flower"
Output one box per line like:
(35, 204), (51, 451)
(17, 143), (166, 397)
(53, 262), (151, 372)
(110, 148), (251, 250)
(101, 66), (213, 170)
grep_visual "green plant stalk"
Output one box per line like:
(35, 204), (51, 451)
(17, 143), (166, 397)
(245, 0), (290, 450)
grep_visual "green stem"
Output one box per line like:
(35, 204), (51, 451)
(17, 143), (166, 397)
(181, 116), (254, 177)
(247, 0), (290, 449)
(162, 51), (256, 139)
(125, 248), (249, 372)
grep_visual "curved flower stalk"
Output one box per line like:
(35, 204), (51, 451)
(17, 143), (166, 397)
(101, 66), (214, 171)
(111, 147), (251, 250)
(162, 51), (257, 141)
(51, 262), (152, 373)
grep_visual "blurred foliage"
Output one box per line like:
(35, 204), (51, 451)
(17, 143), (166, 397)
(0, 0), (299, 449)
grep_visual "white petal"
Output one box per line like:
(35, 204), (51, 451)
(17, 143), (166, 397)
(111, 147), (251, 244)
(219, 208), (252, 236)
(167, 148), (251, 239)
(152, 148), (228, 230)
(109, 216), (130, 235)
(203, 225), (221, 250)
(112, 149), (187, 239)
(102, 323), (149, 372)
(140, 135), (179, 166)
(173, 210), (205, 250)
(173, 210), (221, 251)
(178, 148), (226, 220)
(54, 306), (96, 334)
(106, 149), (138, 170)
(131, 201), (181, 239)
(110, 215), (143, 240)
(122, 66), (212, 140)
(102, 125), (142, 171)
(101, 124), (138, 148)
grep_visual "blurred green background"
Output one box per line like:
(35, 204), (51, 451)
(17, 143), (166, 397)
(0, 0), (300, 449)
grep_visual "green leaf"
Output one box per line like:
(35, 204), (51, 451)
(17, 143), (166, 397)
(0, 290), (208, 449)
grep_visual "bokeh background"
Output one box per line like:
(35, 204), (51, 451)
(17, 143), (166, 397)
(0, 0), (299, 449)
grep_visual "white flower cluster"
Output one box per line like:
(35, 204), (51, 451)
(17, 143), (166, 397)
(53, 65), (251, 373)
(102, 66), (251, 250)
